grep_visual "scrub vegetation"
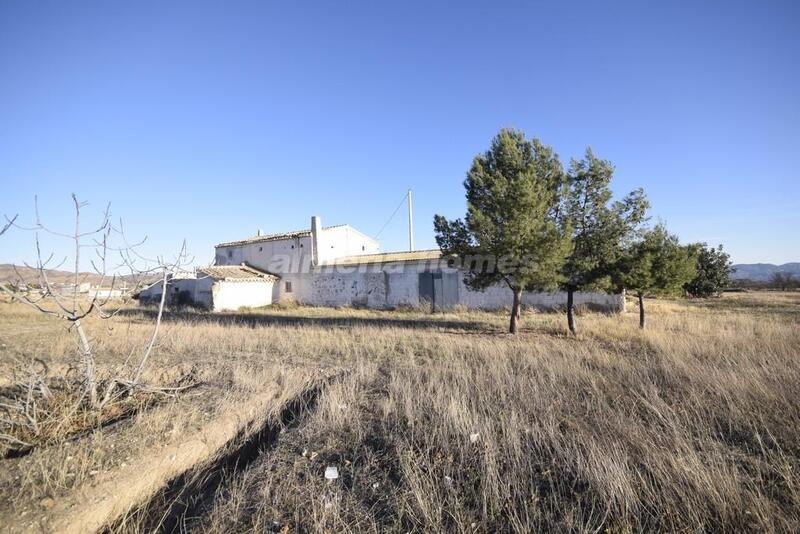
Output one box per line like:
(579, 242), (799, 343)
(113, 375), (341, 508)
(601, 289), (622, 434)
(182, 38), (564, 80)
(1, 291), (798, 532)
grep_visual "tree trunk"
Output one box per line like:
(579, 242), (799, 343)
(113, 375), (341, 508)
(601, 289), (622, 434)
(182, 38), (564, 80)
(74, 319), (97, 407)
(638, 292), (646, 329)
(567, 287), (577, 335)
(509, 287), (522, 334)
(132, 269), (169, 385)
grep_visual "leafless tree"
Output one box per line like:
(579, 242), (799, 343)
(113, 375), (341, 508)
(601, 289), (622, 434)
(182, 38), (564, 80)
(1, 194), (192, 411)
(770, 271), (798, 291)
(0, 214), (16, 236)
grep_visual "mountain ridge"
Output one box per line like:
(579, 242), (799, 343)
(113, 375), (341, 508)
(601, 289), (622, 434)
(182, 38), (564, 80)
(731, 263), (800, 281)
(0, 264), (151, 287)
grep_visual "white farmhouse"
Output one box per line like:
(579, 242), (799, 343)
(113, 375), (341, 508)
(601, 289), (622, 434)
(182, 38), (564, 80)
(208, 216), (623, 312)
(139, 216), (624, 312)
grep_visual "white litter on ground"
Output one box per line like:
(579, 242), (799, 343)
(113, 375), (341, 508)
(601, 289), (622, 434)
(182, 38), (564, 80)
(325, 465), (339, 480)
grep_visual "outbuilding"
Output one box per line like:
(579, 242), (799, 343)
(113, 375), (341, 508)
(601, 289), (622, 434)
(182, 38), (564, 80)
(195, 265), (279, 311)
(137, 264), (278, 311)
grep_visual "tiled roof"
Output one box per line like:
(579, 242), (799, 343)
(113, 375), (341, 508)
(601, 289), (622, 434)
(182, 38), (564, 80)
(215, 224), (348, 248)
(324, 249), (444, 266)
(197, 264), (280, 282)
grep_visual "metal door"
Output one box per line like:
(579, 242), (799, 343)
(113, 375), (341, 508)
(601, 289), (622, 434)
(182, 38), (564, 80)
(419, 272), (434, 311)
(419, 272), (459, 312)
(440, 271), (459, 309)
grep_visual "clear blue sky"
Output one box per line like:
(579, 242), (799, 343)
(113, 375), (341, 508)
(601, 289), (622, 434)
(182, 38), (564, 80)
(1, 0), (798, 268)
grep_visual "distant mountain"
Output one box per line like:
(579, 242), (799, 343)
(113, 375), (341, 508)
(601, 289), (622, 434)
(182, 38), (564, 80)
(731, 263), (800, 282)
(0, 264), (153, 287)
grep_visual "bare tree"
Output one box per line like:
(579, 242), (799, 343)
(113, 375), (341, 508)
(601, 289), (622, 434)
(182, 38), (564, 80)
(770, 272), (797, 291)
(0, 214), (16, 236)
(1, 195), (192, 412)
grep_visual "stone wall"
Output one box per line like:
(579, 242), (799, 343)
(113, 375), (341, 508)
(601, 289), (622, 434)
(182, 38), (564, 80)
(139, 259), (623, 313)
(279, 260), (624, 312)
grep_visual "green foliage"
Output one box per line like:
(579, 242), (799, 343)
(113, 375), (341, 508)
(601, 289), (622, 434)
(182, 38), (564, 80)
(617, 225), (697, 297)
(562, 148), (649, 292)
(684, 243), (732, 297)
(434, 128), (571, 292)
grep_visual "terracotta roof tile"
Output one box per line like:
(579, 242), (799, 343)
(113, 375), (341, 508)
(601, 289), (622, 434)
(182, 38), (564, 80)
(197, 264), (280, 282)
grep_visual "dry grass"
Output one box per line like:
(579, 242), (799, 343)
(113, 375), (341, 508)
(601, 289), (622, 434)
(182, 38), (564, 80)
(197, 293), (800, 533)
(1, 293), (799, 532)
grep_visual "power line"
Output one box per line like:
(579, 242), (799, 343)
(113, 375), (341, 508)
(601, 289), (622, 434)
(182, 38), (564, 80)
(374, 191), (409, 239)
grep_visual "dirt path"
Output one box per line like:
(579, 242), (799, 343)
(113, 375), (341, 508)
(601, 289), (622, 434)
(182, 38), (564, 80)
(183, 366), (399, 533)
(0, 370), (336, 534)
(110, 380), (331, 533)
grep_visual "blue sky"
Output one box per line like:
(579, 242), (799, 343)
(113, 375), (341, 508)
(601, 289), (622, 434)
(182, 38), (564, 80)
(1, 0), (798, 269)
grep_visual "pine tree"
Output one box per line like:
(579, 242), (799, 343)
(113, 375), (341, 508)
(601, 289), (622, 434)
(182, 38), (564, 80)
(561, 148), (649, 334)
(434, 129), (571, 334)
(616, 224), (697, 328)
(683, 244), (732, 297)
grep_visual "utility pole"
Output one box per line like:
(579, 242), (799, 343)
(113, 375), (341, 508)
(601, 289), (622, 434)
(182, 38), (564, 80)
(407, 189), (414, 251)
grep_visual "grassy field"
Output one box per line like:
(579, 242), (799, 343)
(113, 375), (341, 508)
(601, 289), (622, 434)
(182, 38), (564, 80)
(0, 292), (798, 532)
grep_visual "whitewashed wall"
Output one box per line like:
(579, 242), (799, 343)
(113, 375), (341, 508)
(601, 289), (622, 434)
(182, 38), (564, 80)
(215, 225), (379, 275)
(211, 280), (274, 311)
(193, 276), (214, 308)
(138, 281), (162, 302)
(139, 260), (622, 313)
(139, 277), (197, 304)
(314, 226), (380, 264)
(215, 235), (312, 272)
(458, 283), (624, 311)
(277, 260), (624, 312)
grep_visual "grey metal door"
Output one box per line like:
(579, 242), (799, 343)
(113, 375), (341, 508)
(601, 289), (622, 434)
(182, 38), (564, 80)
(419, 272), (434, 311)
(419, 272), (459, 312)
(440, 271), (459, 309)
(432, 273), (443, 312)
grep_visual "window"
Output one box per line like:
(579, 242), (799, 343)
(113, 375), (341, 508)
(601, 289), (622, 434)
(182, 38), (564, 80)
(285, 281), (293, 293)
(258, 246), (262, 252)
(291, 245), (295, 249)
(227, 250), (232, 258)
(362, 245), (365, 251)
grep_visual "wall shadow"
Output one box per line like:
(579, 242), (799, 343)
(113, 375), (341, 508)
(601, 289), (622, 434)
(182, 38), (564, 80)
(681, 294), (800, 316)
(119, 307), (492, 334)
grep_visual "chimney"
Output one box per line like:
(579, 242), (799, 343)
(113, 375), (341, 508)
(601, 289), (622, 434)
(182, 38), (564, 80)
(256, 229), (263, 236)
(311, 215), (321, 266)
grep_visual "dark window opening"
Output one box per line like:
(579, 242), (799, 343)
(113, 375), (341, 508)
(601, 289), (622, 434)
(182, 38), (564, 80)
(227, 250), (233, 258)
(258, 246), (262, 252)
(291, 245), (295, 249)
(300, 244), (303, 248)
(285, 281), (293, 293)
(362, 245), (365, 251)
